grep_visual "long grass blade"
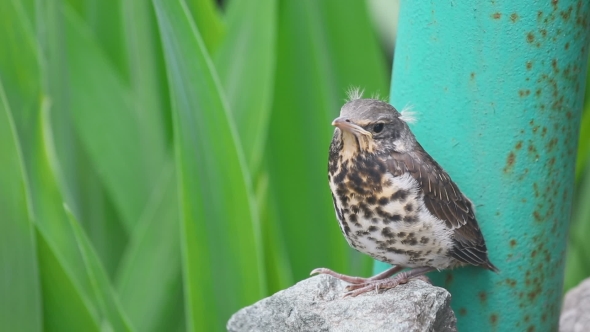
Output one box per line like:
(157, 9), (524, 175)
(36, 230), (101, 332)
(152, 0), (263, 330)
(266, 0), (388, 282)
(0, 1), (134, 329)
(63, 4), (167, 232)
(214, 0), (276, 172)
(37, 0), (127, 278)
(115, 161), (185, 332)
(185, 0), (224, 54)
(0, 79), (42, 332)
(565, 160), (590, 291)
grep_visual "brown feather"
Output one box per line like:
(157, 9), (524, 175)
(385, 143), (498, 272)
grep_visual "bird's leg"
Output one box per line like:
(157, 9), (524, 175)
(344, 266), (435, 297)
(310, 265), (404, 285)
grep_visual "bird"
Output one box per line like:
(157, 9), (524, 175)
(311, 90), (498, 297)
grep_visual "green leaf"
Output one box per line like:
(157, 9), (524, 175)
(63, 4), (168, 232)
(256, 171), (295, 293)
(214, 0), (276, 172)
(0, 80), (42, 332)
(37, 230), (101, 332)
(565, 160), (590, 291)
(115, 161), (185, 332)
(152, 0), (264, 329)
(266, 0), (388, 282)
(38, 97), (134, 332)
(121, 0), (172, 145)
(212, 0), (283, 292)
(186, 0), (224, 54)
(64, 0), (128, 77)
(0, 1), (133, 329)
(575, 60), (590, 181)
(37, 0), (127, 279)
(64, 205), (135, 332)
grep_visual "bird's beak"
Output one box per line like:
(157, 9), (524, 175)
(332, 117), (371, 137)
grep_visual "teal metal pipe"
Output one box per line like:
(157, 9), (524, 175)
(374, 1), (590, 330)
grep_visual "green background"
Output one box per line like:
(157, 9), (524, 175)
(0, 0), (588, 331)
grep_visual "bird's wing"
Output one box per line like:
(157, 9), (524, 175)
(385, 143), (497, 270)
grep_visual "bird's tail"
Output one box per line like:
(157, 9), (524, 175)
(483, 260), (500, 273)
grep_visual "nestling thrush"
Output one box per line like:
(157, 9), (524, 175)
(311, 91), (498, 297)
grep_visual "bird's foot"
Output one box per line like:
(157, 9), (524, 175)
(310, 268), (372, 284)
(310, 265), (404, 285)
(343, 275), (408, 297)
(343, 266), (435, 297)
(311, 266), (435, 297)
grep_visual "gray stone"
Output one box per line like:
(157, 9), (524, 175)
(227, 274), (457, 332)
(560, 277), (590, 332)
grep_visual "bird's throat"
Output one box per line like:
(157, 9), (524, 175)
(340, 130), (374, 161)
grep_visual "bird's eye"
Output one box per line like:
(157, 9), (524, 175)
(373, 123), (384, 133)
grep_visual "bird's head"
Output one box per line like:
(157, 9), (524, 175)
(332, 98), (417, 157)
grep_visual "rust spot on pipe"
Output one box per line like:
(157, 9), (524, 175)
(527, 287), (541, 301)
(492, 12), (502, 19)
(504, 152), (516, 173)
(478, 291), (487, 303)
(526, 61), (533, 70)
(515, 141), (523, 150)
(505, 278), (517, 287)
(510, 13), (519, 22)
(561, 6), (573, 20)
(444, 273), (454, 287)
(526, 32), (535, 43)
(519, 90), (531, 97)
(533, 183), (540, 197)
(540, 29), (548, 38)
(546, 137), (558, 152)
(552, 59), (559, 73)
(527, 144), (535, 153)
(490, 313), (498, 325)
(459, 308), (467, 316)
(510, 239), (517, 247)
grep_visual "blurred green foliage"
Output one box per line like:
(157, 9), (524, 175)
(0, 0), (588, 331)
(564, 57), (590, 293)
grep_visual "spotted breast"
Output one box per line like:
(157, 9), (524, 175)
(329, 148), (455, 270)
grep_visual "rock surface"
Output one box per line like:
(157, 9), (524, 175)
(227, 275), (457, 332)
(560, 277), (590, 332)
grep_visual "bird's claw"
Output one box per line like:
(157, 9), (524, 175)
(342, 275), (413, 297)
(310, 267), (328, 276)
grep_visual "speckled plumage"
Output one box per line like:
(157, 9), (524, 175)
(312, 97), (497, 296)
